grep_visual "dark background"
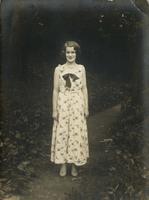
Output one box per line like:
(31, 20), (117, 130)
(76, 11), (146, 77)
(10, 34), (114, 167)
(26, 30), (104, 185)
(2, 0), (143, 81)
(1, 1), (144, 118)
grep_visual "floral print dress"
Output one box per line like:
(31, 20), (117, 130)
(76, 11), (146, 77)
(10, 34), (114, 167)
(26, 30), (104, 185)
(51, 64), (89, 166)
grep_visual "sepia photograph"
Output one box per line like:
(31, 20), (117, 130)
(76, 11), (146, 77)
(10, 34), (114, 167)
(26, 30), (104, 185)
(1, 0), (149, 199)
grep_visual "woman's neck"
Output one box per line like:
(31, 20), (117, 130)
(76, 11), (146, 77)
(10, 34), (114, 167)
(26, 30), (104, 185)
(65, 62), (77, 68)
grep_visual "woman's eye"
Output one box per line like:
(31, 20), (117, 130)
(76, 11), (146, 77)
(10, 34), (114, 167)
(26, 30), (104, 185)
(66, 51), (75, 54)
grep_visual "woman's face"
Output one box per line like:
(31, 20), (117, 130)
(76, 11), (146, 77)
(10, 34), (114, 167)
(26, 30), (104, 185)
(65, 46), (76, 63)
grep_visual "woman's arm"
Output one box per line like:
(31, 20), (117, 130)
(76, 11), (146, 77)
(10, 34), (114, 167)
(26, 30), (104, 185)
(52, 67), (59, 119)
(82, 65), (89, 117)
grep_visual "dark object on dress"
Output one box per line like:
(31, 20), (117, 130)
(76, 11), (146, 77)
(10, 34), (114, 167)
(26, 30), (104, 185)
(62, 73), (79, 88)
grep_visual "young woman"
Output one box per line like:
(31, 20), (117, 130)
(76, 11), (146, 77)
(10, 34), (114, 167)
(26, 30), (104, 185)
(50, 41), (89, 176)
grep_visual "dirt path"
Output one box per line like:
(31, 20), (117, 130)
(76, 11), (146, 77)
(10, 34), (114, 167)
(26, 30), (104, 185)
(19, 104), (121, 200)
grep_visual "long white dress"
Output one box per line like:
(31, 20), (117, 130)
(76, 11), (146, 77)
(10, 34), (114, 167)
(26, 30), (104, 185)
(51, 64), (89, 166)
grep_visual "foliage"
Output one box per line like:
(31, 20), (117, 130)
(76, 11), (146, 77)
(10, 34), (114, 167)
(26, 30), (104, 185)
(107, 89), (149, 199)
(87, 72), (124, 115)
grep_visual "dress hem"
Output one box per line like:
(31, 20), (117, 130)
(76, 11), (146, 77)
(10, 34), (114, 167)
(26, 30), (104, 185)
(50, 158), (89, 166)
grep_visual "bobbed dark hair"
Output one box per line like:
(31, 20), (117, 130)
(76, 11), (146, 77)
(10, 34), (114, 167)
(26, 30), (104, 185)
(60, 41), (81, 60)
